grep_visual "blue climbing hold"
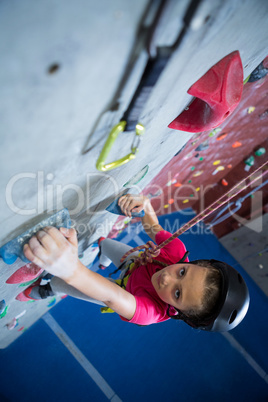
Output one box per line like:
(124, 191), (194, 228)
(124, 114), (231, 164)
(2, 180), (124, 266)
(248, 62), (268, 82)
(0, 209), (71, 265)
(106, 192), (145, 218)
(47, 297), (57, 308)
(0, 300), (6, 315)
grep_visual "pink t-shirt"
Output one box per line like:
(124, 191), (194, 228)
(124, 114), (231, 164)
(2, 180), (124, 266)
(121, 231), (189, 325)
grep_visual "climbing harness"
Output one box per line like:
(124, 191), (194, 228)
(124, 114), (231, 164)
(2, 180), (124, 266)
(111, 164), (267, 331)
(98, 164), (267, 328)
(100, 250), (189, 315)
(120, 161), (268, 269)
(94, 0), (203, 171)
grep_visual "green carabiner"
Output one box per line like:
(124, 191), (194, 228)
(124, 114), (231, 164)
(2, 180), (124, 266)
(96, 121), (145, 172)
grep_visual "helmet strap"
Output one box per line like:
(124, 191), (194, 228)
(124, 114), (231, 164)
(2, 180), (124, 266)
(177, 251), (190, 264)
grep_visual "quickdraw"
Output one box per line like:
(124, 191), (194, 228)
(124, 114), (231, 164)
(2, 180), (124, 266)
(96, 121), (145, 171)
(95, 0), (203, 171)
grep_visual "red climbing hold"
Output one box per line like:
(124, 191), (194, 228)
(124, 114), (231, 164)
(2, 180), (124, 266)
(15, 292), (32, 302)
(168, 51), (243, 133)
(6, 263), (43, 284)
(16, 278), (42, 301)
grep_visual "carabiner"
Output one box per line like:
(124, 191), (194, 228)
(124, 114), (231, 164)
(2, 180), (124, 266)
(96, 121), (145, 172)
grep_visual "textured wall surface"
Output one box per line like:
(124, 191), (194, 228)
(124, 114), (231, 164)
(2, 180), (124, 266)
(0, 0), (268, 347)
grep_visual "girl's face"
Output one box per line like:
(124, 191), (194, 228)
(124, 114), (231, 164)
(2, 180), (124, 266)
(151, 263), (207, 313)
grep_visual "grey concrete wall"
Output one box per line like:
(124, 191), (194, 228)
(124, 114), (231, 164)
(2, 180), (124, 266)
(0, 0), (268, 347)
(1, 0), (268, 245)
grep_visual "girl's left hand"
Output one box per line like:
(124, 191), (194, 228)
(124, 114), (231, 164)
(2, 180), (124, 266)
(118, 194), (148, 217)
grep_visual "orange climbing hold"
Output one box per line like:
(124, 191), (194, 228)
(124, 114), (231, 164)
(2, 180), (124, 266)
(216, 133), (228, 141)
(168, 51), (243, 133)
(232, 141), (242, 148)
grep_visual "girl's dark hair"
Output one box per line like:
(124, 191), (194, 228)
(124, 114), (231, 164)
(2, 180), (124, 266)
(186, 260), (222, 324)
(168, 260), (222, 326)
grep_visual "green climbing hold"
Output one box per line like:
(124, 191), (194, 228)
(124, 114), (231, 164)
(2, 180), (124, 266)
(209, 128), (222, 137)
(199, 157), (204, 161)
(19, 278), (41, 287)
(255, 147), (266, 156)
(244, 156), (255, 166)
(243, 75), (250, 85)
(123, 165), (149, 187)
(0, 305), (8, 319)
(190, 166), (195, 171)
(188, 180), (192, 183)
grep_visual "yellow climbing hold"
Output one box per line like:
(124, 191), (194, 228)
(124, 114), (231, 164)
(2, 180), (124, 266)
(247, 106), (255, 114)
(212, 166), (225, 175)
(164, 204), (169, 209)
(193, 170), (203, 177)
(196, 187), (200, 192)
(100, 307), (115, 313)
(183, 199), (189, 204)
(213, 160), (221, 165)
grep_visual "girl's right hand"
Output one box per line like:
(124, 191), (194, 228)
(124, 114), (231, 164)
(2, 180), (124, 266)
(23, 227), (79, 282)
(118, 194), (149, 218)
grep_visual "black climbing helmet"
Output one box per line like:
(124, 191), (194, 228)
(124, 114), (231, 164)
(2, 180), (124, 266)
(178, 259), (250, 332)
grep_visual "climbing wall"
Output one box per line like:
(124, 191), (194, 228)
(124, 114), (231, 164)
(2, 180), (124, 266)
(0, 218), (100, 349)
(149, 64), (268, 223)
(0, 258), (63, 347)
(108, 58), (268, 317)
(1, 0), (268, 348)
(110, 66), (268, 238)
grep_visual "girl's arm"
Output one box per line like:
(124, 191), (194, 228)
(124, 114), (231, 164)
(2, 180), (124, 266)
(118, 194), (163, 242)
(23, 227), (136, 320)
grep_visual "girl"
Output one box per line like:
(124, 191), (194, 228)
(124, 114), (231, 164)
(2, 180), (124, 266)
(23, 194), (249, 332)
